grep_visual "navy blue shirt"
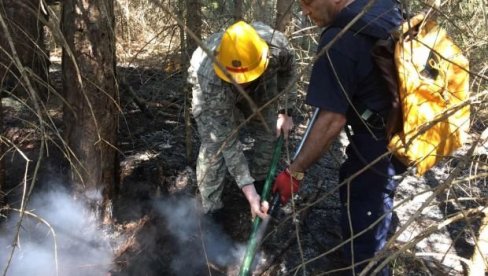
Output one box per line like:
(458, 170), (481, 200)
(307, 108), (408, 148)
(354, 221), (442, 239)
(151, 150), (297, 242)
(305, 0), (402, 127)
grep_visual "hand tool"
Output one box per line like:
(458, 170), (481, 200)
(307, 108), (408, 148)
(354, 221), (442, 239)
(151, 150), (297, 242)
(238, 108), (320, 276)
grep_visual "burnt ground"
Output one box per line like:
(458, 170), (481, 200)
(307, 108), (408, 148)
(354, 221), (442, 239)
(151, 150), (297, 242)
(108, 66), (330, 275)
(2, 63), (486, 275)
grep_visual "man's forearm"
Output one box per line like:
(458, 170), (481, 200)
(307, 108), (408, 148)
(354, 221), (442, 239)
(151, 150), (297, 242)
(289, 109), (346, 172)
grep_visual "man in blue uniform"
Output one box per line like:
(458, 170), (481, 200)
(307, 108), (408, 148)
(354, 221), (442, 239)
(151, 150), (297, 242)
(272, 0), (404, 275)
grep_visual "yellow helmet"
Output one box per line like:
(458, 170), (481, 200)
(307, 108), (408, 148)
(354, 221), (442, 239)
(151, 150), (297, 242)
(214, 21), (269, 84)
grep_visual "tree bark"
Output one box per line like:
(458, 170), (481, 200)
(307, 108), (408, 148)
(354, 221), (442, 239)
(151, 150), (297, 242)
(233, 0), (243, 21)
(252, 0), (273, 25)
(185, 0), (201, 57)
(0, 0), (49, 100)
(61, 0), (118, 223)
(275, 0), (294, 33)
(0, 98), (3, 206)
(183, 0), (202, 163)
(0, 0), (48, 207)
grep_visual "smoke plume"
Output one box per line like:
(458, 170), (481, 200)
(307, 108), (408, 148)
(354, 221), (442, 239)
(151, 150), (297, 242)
(0, 188), (113, 276)
(153, 196), (244, 274)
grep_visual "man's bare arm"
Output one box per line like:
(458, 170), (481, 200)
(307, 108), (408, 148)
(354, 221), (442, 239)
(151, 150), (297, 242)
(289, 109), (346, 173)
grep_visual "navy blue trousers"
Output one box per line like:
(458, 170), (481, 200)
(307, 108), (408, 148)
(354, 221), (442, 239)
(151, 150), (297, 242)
(339, 133), (403, 276)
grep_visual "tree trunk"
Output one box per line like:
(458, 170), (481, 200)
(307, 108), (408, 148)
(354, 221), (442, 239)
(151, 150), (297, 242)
(0, 98), (3, 206)
(0, 0), (49, 100)
(275, 0), (294, 32)
(185, 0), (201, 57)
(0, 0), (48, 207)
(61, 0), (118, 223)
(252, 0), (274, 25)
(233, 0), (243, 21)
(183, 0), (202, 163)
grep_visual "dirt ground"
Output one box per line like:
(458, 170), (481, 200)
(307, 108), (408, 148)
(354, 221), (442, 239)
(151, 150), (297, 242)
(1, 63), (346, 275)
(108, 66), (327, 275)
(2, 63), (484, 276)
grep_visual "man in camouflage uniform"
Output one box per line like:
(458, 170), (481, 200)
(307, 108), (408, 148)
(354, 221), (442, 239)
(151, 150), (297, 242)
(188, 21), (296, 219)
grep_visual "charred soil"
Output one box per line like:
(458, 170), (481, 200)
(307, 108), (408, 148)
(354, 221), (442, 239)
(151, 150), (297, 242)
(2, 63), (484, 276)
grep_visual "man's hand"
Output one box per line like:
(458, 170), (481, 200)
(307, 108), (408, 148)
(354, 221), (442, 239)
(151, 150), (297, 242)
(242, 184), (269, 219)
(276, 114), (294, 139)
(272, 168), (300, 204)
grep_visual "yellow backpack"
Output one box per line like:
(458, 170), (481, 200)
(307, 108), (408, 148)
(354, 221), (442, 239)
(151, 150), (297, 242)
(385, 13), (470, 175)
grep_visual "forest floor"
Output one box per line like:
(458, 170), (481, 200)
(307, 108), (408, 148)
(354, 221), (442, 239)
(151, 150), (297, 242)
(1, 61), (486, 276)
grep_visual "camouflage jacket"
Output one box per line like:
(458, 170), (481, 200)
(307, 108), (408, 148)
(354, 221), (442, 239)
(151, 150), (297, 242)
(188, 22), (296, 188)
(188, 21), (297, 118)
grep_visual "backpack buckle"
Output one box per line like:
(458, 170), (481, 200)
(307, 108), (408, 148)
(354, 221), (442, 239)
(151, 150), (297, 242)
(360, 109), (386, 130)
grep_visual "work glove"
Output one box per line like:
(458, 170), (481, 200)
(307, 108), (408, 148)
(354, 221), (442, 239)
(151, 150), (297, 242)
(272, 168), (300, 204)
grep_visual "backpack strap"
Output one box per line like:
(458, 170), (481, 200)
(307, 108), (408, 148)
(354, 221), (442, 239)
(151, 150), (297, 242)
(371, 35), (402, 140)
(329, 15), (396, 138)
(330, 8), (416, 140)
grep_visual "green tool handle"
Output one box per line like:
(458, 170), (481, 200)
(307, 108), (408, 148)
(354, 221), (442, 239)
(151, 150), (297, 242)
(239, 135), (284, 276)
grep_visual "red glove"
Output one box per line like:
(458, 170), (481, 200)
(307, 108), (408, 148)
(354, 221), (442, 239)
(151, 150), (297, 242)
(273, 168), (301, 204)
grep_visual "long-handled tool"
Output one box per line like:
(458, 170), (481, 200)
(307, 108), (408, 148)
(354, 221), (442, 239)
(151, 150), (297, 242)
(239, 135), (284, 276)
(238, 108), (320, 276)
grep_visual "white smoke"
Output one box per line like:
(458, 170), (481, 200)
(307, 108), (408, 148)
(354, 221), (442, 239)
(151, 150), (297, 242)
(153, 196), (245, 274)
(0, 188), (113, 276)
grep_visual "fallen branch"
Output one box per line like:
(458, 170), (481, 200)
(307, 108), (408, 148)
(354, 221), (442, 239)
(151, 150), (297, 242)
(371, 206), (486, 275)
(119, 77), (154, 119)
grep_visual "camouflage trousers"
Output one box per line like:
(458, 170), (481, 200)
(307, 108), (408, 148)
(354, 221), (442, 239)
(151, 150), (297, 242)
(195, 102), (278, 213)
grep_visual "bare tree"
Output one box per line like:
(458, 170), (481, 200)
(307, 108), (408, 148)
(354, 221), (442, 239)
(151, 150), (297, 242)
(0, 0), (49, 207)
(183, 0), (202, 162)
(275, 0), (294, 32)
(252, 0), (274, 25)
(61, 0), (118, 223)
(234, 0), (243, 21)
(0, 100), (3, 206)
(185, 0), (201, 57)
(0, 0), (49, 100)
